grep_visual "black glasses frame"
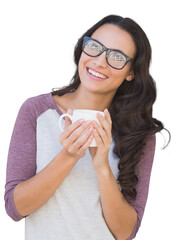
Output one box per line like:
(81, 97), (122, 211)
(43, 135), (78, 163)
(82, 36), (134, 70)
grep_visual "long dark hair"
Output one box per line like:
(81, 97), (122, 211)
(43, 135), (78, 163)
(52, 15), (170, 201)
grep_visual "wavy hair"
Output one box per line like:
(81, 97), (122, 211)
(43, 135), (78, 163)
(52, 15), (170, 202)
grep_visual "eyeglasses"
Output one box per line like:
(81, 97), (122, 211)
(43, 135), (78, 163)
(82, 36), (134, 70)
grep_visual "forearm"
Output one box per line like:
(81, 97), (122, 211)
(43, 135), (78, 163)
(95, 166), (137, 240)
(14, 149), (78, 217)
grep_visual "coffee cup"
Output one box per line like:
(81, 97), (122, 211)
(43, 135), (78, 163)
(59, 109), (104, 147)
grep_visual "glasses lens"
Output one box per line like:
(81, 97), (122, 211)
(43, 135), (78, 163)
(83, 39), (102, 56)
(108, 50), (126, 69)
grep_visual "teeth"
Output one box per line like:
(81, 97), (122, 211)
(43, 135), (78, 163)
(88, 68), (107, 79)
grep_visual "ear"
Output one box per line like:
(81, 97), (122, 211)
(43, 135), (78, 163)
(126, 70), (135, 81)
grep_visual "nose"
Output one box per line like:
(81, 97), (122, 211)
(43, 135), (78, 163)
(92, 52), (108, 68)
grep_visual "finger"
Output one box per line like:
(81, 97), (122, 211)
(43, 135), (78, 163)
(65, 121), (92, 145)
(92, 120), (108, 145)
(97, 112), (112, 139)
(93, 128), (102, 146)
(104, 109), (112, 125)
(60, 118), (85, 142)
(77, 134), (94, 156)
(69, 126), (94, 152)
(79, 134), (94, 151)
(93, 113), (110, 136)
(97, 113), (110, 130)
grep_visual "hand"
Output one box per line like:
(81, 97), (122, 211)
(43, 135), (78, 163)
(89, 109), (112, 171)
(59, 109), (94, 160)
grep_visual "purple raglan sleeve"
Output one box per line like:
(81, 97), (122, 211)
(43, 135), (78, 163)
(4, 98), (37, 221)
(126, 134), (156, 240)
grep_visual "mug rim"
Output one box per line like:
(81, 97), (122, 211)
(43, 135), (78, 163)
(73, 109), (104, 114)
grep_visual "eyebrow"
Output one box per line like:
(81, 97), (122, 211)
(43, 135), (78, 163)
(90, 36), (129, 57)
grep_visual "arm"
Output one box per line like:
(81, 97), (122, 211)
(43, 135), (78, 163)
(89, 110), (156, 239)
(4, 100), (93, 220)
(4, 99), (78, 219)
(4, 99), (37, 221)
(95, 135), (156, 240)
(96, 167), (137, 240)
(14, 149), (79, 217)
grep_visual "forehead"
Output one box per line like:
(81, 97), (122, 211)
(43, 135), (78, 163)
(91, 24), (136, 58)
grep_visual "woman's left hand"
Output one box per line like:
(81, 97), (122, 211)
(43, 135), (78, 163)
(89, 109), (112, 171)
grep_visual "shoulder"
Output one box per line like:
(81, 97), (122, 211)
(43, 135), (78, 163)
(19, 92), (54, 119)
(22, 92), (52, 109)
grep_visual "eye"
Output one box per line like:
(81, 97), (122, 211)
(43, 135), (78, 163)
(83, 39), (103, 56)
(88, 41), (102, 52)
(109, 51), (126, 62)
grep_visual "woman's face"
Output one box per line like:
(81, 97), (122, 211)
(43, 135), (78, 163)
(78, 24), (136, 95)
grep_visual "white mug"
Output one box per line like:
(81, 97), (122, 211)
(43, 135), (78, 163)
(59, 109), (104, 147)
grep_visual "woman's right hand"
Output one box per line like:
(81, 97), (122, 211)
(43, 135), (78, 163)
(59, 109), (94, 160)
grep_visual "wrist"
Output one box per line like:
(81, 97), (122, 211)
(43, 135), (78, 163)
(60, 149), (79, 163)
(94, 164), (111, 177)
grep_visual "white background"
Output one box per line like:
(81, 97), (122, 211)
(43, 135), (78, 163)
(0, 0), (179, 239)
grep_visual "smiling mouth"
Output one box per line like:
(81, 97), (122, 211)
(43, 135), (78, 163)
(87, 67), (108, 79)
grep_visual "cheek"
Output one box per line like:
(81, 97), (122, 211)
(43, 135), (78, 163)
(78, 58), (84, 80)
(79, 53), (91, 66)
(110, 69), (126, 82)
(109, 68), (130, 88)
(78, 54), (89, 75)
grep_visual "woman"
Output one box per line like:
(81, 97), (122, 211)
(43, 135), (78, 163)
(4, 15), (170, 240)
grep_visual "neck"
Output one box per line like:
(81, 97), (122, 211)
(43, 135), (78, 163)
(70, 84), (115, 112)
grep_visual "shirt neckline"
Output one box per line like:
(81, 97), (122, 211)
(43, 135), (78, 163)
(49, 92), (63, 116)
